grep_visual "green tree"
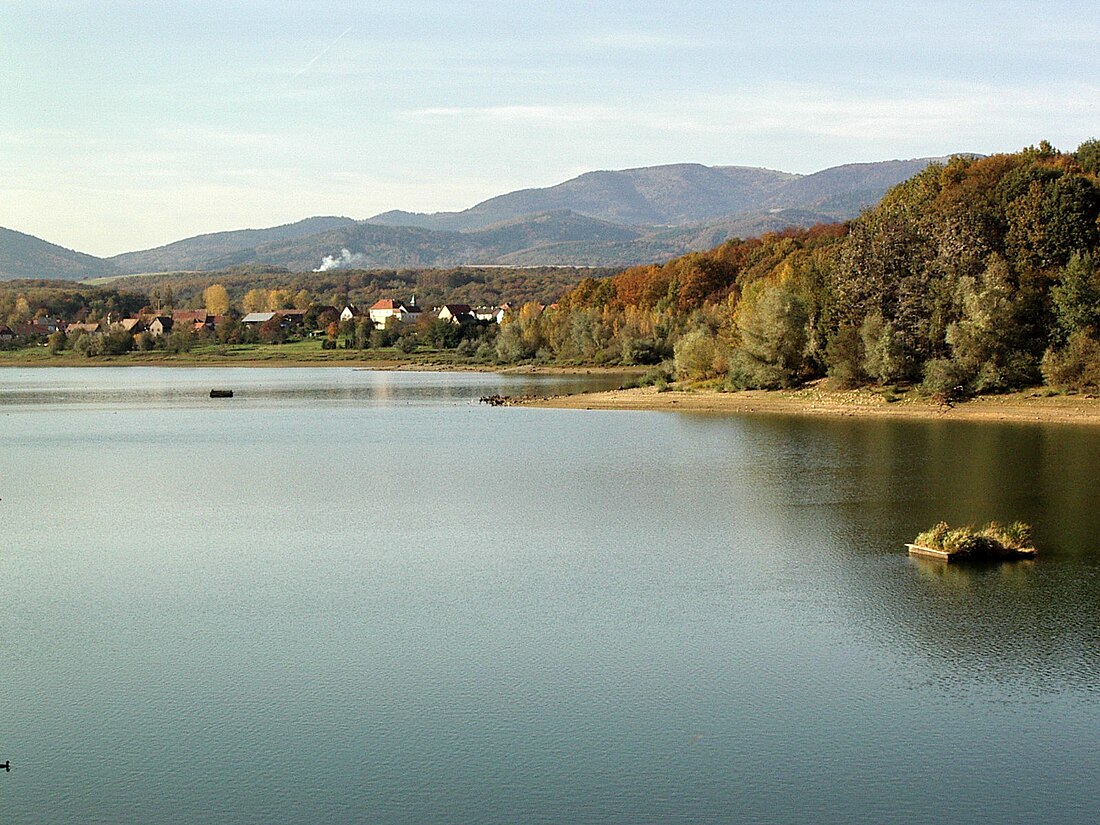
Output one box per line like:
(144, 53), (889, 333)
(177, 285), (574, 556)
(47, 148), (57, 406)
(1051, 252), (1100, 340)
(729, 283), (807, 389)
(674, 327), (725, 381)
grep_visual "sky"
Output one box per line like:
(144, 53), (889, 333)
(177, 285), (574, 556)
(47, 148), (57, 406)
(3, 0), (1099, 256)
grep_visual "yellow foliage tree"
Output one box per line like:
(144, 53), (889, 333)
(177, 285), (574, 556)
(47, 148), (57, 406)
(202, 284), (230, 315)
(242, 288), (269, 313)
(267, 289), (294, 310)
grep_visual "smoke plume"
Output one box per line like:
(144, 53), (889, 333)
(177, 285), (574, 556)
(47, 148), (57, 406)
(314, 248), (366, 272)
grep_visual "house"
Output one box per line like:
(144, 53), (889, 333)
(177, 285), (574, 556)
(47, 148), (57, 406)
(172, 310), (215, 331)
(275, 309), (307, 327)
(120, 318), (146, 334)
(339, 305), (363, 322)
(473, 307), (502, 323)
(437, 304), (474, 324)
(369, 298), (422, 329)
(147, 316), (174, 337)
(65, 322), (102, 336)
(0, 325), (14, 342)
(241, 312), (278, 325)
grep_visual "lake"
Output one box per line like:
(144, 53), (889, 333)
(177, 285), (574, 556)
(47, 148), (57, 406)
(2, 367), (1098, 824)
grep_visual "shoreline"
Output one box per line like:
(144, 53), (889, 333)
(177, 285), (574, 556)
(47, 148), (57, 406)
(519, 383), (1100, 426)
(0, 353), (641, 377)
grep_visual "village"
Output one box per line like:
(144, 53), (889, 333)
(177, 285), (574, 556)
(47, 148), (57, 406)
(0, 297), (512, 351)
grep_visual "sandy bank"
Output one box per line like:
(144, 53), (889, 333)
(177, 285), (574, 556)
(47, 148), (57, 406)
(520, 383), (1100, 425)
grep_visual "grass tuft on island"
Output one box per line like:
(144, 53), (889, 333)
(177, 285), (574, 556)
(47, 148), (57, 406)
(908, 521), (1037, 562)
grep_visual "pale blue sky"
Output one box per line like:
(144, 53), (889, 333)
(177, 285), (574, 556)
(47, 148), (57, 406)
(3, 0), (1098, 255)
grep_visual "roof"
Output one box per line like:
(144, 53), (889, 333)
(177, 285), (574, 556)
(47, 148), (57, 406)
(241, 312), (277, 323)
(149, 316), (173, 327)
(441, 304), (473, 315)
(172, 310), (209, 323)
(370, 299), (400, 311)
(120, 318), (145, 331)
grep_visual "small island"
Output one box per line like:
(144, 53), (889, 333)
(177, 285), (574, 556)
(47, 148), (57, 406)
(907, 521), (1037, 562)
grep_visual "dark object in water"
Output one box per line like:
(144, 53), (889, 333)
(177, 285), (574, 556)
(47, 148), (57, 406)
(2, 760), (9, 772)
(210, 389), (234, 398)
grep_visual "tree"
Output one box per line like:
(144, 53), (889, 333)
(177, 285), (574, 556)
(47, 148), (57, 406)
(1076, 138), (1100, 176)
(242, 288), (268, 313)
(267, 289), (294, 310)
(13, 296), (31, 322)
(47, 330), (67, 354)
(258, 317), (287, 344)
(203, 284), (230, 315)
(674, 327), (725, 381)
(942, 255), (1037, 392)
(149, 285), (174, 311)
(293, 289), (312, 310)
(1051, 252), (1100, 340)
(729, 283), (807, 388)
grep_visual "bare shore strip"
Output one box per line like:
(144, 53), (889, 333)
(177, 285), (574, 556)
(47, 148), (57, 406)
(518, 382), (1100, 426)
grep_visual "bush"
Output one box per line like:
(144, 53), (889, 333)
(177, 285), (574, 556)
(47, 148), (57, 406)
(921, 358), (971, 398)
(395, 334), (419, 354)
(674, 327), (725, 381)
(913, 520), (1034, 557)
(1041, 332), (1100, 390)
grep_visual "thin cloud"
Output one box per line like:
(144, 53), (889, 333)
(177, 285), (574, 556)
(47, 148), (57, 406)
(401, 105), (619, 124)
(583, 31), (684, 50)
(288, 25), (353, 83)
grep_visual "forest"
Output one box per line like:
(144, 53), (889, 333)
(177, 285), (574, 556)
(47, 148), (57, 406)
(493, 141), (1100, 394)
(4, 141), (1100, 396)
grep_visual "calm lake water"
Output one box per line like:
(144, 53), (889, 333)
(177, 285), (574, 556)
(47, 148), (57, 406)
(1, 367), (1098, 824)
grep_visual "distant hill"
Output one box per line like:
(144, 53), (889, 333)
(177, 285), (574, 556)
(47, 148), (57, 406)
(366, 158), (956, 232)
(0, 226), (117, 281)
(2, 156), (973, 279)
(108, 216), (356, 274)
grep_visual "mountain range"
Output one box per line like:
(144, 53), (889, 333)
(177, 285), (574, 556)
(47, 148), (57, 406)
(0, 157), (964, 280)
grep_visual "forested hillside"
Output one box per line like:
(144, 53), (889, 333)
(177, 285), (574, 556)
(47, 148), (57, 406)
(495, 142), (1100, 393)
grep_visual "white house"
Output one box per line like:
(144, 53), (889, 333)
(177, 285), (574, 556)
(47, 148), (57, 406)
(369, 298), (421, 329)
(473, 306), (506, 324)
(437, 304), (474, 324)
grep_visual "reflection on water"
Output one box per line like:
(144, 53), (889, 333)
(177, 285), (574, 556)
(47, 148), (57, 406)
(0, 366), (627, 409)
(699, 414), (1100, 695)
(1, 370), (1098, 824)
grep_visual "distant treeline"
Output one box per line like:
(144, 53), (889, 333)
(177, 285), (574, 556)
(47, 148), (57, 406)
(0, 281), (148, 325)
(88, 265), (614, 313)
(493, 141), (1100, 394)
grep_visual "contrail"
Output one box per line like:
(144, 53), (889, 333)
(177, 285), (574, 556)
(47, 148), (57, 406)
(289, 25), (353, 82)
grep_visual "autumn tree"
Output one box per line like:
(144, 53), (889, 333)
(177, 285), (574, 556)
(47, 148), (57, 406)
(203, 284), (230, 315)
(242, 288), (268, 313)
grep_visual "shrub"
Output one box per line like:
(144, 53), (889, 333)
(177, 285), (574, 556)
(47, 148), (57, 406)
(921, 358), (971, 398)
(395, 334), (419, 354)
(1041, 332), (1100, 390)
(913, 520), (1034, 557)
(674, 327), (725, 381)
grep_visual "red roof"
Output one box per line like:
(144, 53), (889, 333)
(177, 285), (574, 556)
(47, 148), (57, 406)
(370, 299), (399, 311)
